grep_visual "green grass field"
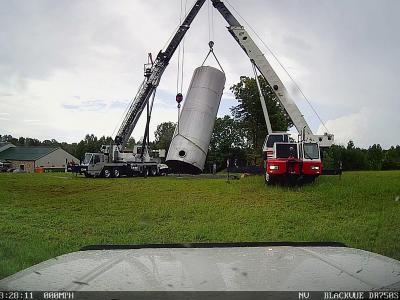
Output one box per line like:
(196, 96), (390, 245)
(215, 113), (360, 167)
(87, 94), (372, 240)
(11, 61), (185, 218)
(0, 171), (399, 279)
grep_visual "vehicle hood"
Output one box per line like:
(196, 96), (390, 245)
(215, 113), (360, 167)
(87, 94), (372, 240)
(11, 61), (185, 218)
(1, 244), (399, 291)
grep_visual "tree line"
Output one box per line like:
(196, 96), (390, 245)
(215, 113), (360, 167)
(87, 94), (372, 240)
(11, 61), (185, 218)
(1, 76), (399, 171)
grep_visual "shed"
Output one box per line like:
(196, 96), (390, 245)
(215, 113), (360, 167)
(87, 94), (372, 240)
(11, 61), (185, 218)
(0, 147), (78, 173)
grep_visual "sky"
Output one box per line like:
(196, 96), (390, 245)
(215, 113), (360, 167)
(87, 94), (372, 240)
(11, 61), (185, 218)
(0, 0), (399, 148)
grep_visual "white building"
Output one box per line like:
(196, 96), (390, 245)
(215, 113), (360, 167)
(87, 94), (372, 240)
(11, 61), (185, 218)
(0, 145), (78, 173)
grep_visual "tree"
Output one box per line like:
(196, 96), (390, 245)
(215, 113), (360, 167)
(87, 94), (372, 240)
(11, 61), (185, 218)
(206, 115), (248, 171)
(154, 122), (176, 152)
(230, 75), (292, 164)
(347, 140), (355, 150)
(367, 144), (383, 170)
(25, 137), (41, 146)
(18, 137), (25, 146)
(74, 140), (86, 160)
(125, 137), (136, 150)
(382, 145), (400, 170)
(3, 135), (18, 145)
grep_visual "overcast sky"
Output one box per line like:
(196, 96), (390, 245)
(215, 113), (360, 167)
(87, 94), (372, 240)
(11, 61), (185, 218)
(0, 0), (399, 148)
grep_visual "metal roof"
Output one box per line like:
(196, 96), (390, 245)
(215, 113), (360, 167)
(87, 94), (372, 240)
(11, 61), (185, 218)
(0, 146), (57, 161)
(0, 142), (14, 148)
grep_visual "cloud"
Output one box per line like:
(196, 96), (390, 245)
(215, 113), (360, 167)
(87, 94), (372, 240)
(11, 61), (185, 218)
(0, 0), (399, 149)
(62, 100), (107, 111)
(63, 104), (79, 110)
(23, 120), (41, 123)
(317, 107), (400, 149)
(109, 100), (130, 110)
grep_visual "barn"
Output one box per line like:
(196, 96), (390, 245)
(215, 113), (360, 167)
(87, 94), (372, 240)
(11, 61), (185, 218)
(0, 145), (78, 173)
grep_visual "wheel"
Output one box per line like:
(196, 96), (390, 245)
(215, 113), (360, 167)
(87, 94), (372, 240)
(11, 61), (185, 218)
(142, 167), (149, 178)
(113, 168), (120, 178)
(150, 167), (158, 176)
(265, 173), (275, 185)
(84, 172), (92, 178)
(302, 175), (316, 184)
(103, 168), (111, 178)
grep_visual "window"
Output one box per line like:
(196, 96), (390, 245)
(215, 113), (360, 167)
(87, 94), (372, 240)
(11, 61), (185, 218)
(20, 164), (24, 170)
(303, 143), (320, 160)
(82, 154), (92, 165)
(266, 134), (289, 148)
(94, 155), (100, 164)
(276, 143), (298, 158)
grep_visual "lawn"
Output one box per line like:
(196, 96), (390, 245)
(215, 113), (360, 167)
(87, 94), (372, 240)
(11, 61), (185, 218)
(0, 171), (399, 279)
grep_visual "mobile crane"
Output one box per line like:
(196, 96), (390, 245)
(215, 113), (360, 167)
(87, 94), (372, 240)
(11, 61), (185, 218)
(211, 0), (334, 184)
(211, 1), (334, 184)
(209, 1), (335, 184)
(69, 1), (207, 178)
(71, 0), (334, 181)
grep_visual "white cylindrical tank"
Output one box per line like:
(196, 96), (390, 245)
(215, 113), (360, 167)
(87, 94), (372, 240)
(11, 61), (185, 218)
(166, 66), (226, 174)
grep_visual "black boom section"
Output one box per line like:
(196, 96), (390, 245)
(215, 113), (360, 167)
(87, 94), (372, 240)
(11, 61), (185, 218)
(115, 0), (206, 150)
(211, 0), (241, 26)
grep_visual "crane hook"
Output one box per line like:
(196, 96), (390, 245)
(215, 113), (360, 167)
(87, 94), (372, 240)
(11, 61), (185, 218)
(208, 40), (214, 50)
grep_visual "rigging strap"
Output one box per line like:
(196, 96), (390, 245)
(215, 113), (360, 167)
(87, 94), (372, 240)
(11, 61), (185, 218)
(201, 41), (225, 73)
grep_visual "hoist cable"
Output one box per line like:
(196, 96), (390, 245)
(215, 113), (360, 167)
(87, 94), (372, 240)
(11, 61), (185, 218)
(224, 0), (330, 134)
(180, 0), (188, 93)
(207, 0), (211, 42)
(176, 0), (184, 94)
(176, 47), (181, 94)
(211, 0), (215, 41)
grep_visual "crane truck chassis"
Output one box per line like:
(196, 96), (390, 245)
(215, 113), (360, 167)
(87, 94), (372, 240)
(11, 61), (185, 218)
(68, 145), (168, 178)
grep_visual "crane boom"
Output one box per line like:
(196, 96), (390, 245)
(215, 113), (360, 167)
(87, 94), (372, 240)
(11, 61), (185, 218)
(211, 0), (333, 147)
(115, 0), (206, 150)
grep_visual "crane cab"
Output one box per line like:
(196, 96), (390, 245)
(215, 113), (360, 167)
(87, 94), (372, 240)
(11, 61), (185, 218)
(262, 133), (290, 160)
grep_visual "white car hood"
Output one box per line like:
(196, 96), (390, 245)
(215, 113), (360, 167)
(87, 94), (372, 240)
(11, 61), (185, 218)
(1, 244), (399, 291)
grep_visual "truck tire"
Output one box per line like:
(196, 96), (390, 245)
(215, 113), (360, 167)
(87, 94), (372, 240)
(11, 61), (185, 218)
(150, 167), (158, 176)
(103, 168), (111, 178)
(142, 167), (149, 178)
(113, 168), (120, 178)
(302, 175), (316, 184)
(84, 172), (92, 178)
(265, 173), (275, 185)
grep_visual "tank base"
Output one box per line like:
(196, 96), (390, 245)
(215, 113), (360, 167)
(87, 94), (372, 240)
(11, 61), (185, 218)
(166, 160), (202, 175)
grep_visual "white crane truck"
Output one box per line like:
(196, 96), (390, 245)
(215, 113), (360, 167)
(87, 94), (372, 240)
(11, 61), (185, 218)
(68, 1), (206, 178)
